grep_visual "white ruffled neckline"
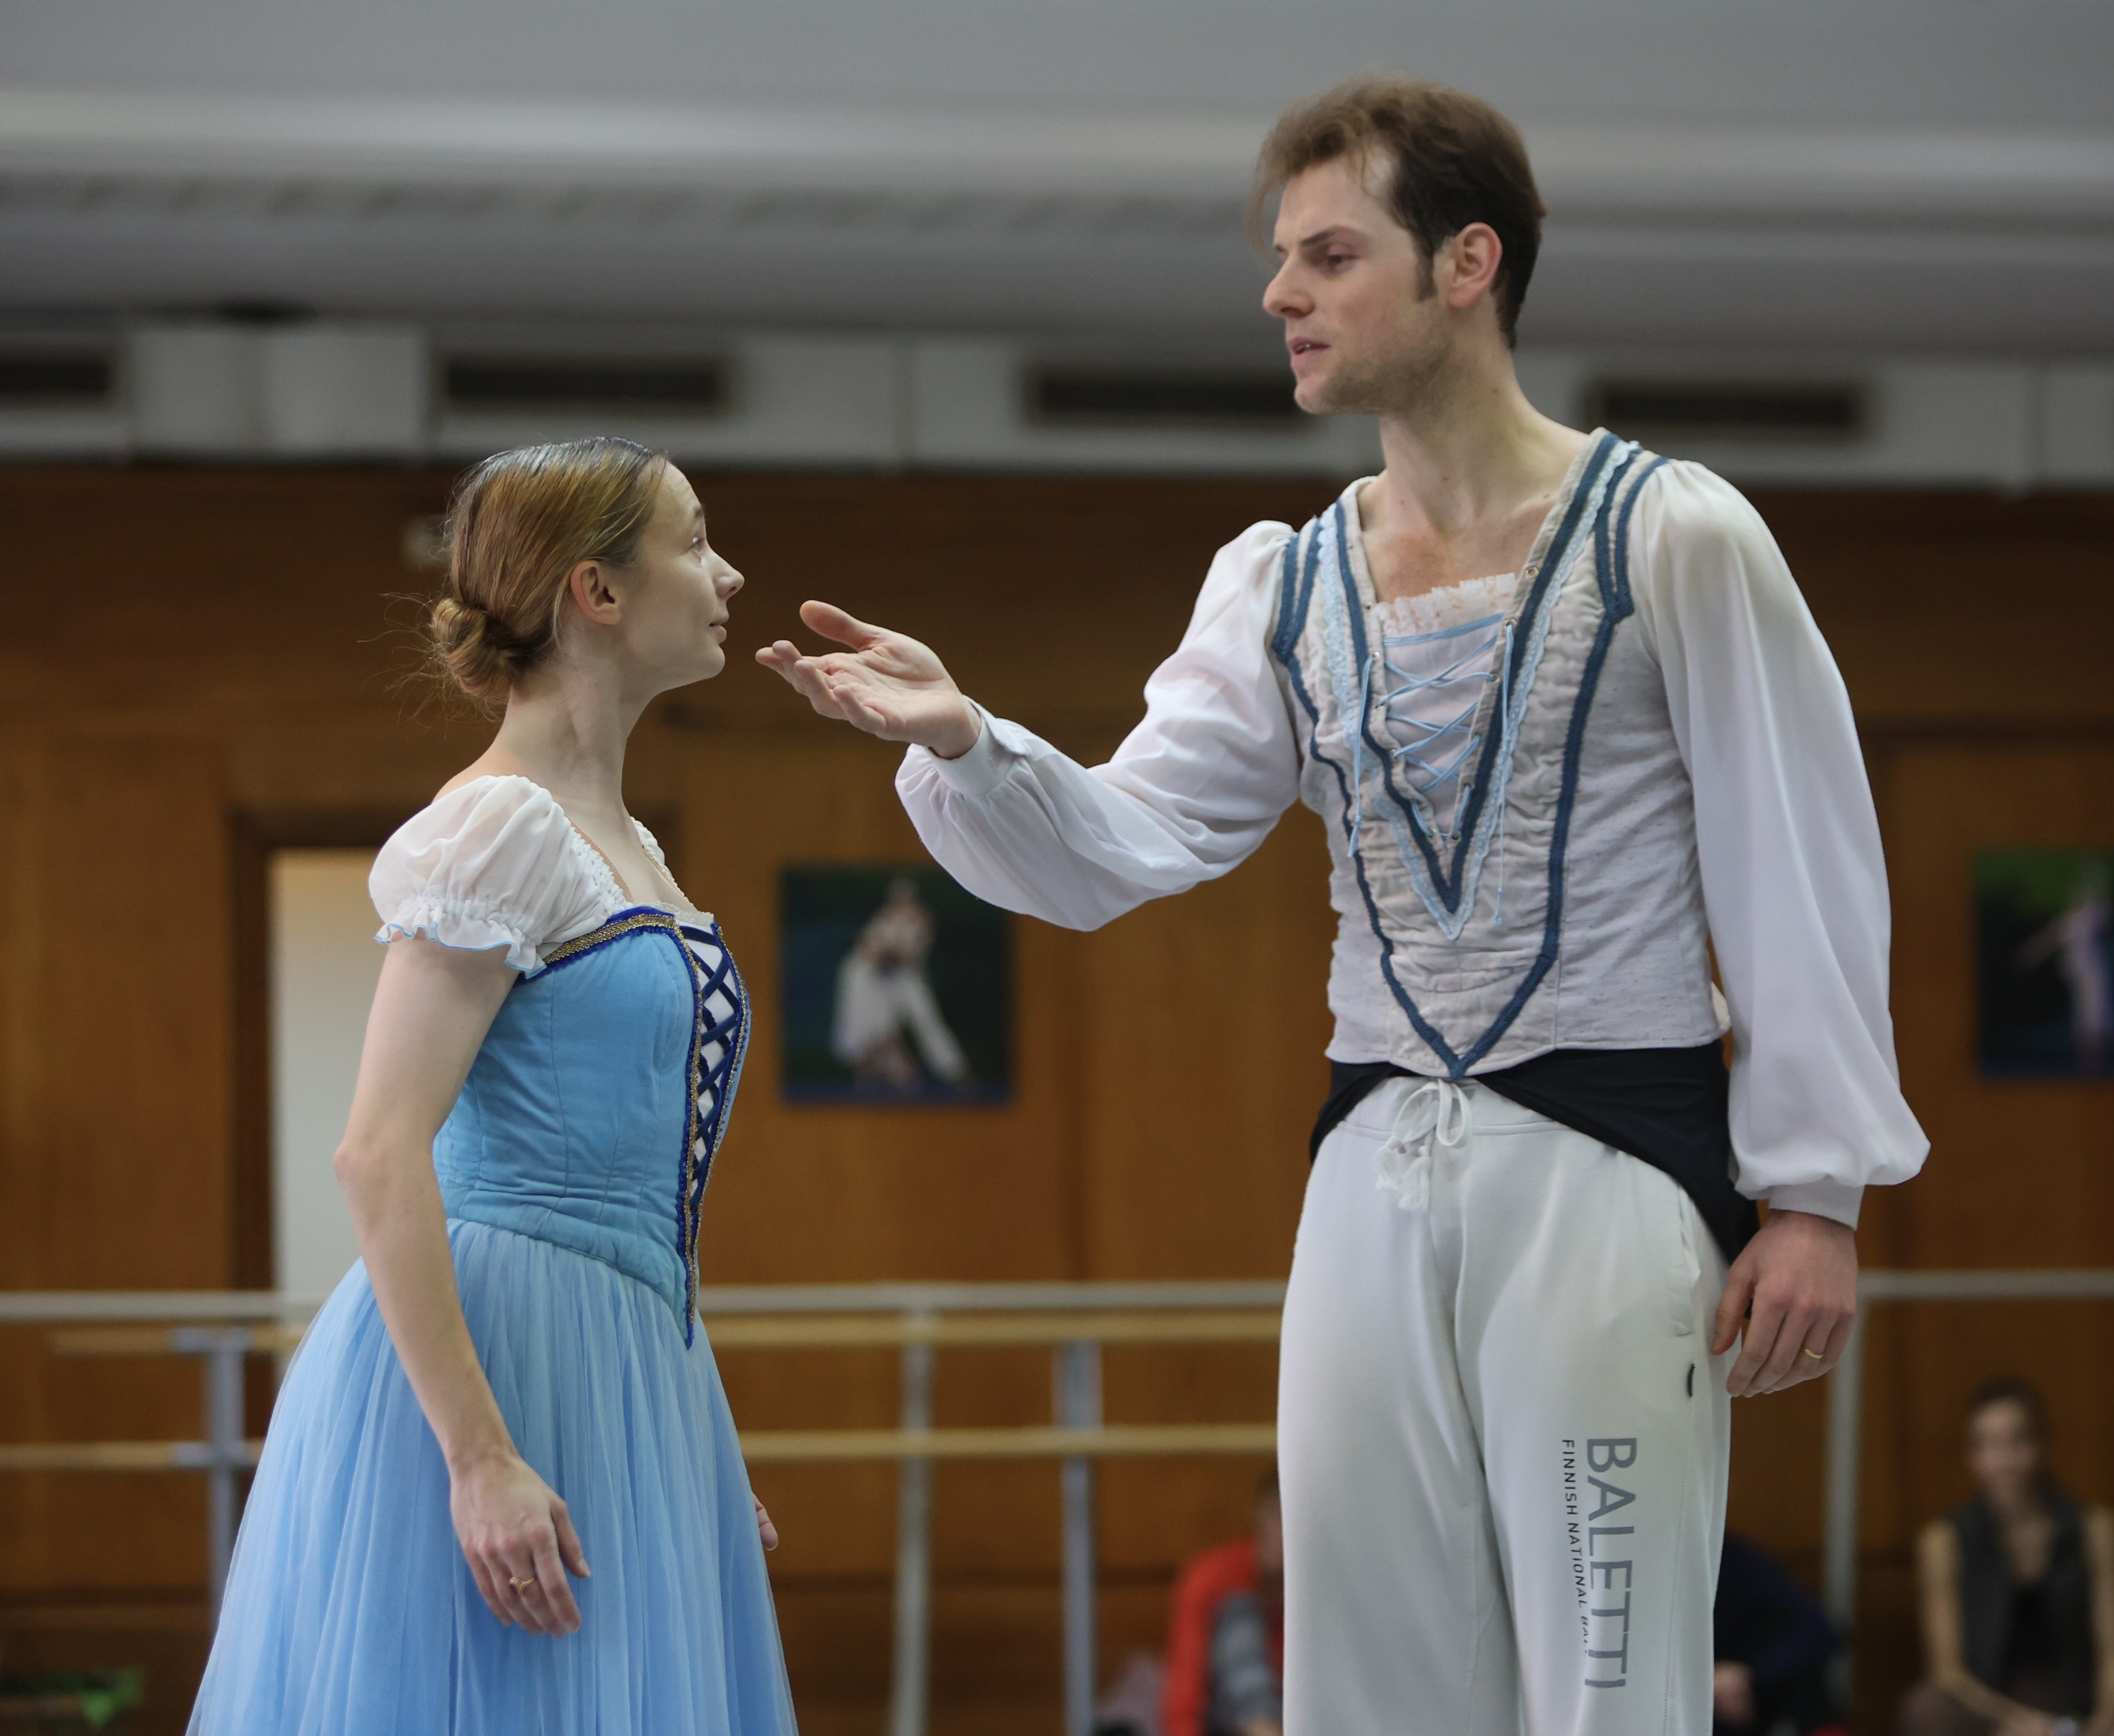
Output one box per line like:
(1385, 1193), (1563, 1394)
(453, 773), (712, 928)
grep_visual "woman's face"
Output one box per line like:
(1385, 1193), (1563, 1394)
(605, 464), (744, 692)
(1966, 1398), (2043, 1505)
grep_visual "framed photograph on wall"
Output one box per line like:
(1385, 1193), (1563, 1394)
(1975, 848), (2113, 1079)
(779, 864), (1011, 1104)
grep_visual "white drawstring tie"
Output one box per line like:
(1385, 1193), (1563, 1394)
(1375, 1079), (1472, 1211)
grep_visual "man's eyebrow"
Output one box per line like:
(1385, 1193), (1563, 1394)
(1298, 223), (1361, 251)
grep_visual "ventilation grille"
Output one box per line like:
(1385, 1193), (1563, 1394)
(1587, 379), (1866, 443)
(442, 356), (731, 415)
(0, 350), (116, 407)
(1027, 365), (1302, 430)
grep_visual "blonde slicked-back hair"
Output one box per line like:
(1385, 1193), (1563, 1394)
(427, 436), (668, 704)
(1251, 71), (1546, 346)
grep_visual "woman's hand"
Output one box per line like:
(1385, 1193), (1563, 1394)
(756, 1497), (779, 1552)
(755, 602), (981, 760)
(451, 1449), (591, 1635)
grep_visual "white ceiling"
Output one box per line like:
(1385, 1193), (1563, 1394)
(3, 0), (2110, 355)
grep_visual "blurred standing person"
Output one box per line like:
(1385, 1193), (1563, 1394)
(1902, 1381), (2114, 1736)
(760, 71), (1929, 1735)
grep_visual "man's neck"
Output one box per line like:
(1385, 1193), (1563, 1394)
(1362, 354), (1585, 548)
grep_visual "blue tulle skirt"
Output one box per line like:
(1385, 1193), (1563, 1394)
(188, 1221), (797, 1735)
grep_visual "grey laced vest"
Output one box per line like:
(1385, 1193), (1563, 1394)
(1271, 430), (1727, 1079)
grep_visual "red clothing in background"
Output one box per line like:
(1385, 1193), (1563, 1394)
(1161, 1539), (1283, 1736)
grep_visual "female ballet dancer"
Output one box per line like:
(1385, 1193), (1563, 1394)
(189, 438), (797, 1735)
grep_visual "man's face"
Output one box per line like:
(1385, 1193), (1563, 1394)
(1262, 153), (1449, 417)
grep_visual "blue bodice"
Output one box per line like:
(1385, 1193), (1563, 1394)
(432, 908), (748, 1338)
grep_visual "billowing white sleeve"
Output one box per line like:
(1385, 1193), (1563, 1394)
(1631, 463), (1928, 1227)
(895, 520), (1303, 932)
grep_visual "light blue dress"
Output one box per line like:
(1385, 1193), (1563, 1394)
(189, 777), (797, 1736)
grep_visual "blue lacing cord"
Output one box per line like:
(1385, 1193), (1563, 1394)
(1371, 612), (1506, 844)
(1354, 605), (1526, 929)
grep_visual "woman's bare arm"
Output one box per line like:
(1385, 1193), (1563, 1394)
(333, 937), (590, 1635)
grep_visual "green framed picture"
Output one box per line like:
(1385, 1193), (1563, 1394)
(1975, 848), (2113, 1079)
(779, 865), (1011, 1104)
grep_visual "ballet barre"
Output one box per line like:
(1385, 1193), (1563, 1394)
(1, 1280), (1284, 1736)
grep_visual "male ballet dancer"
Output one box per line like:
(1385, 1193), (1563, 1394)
(762, 74), (1927, 1735)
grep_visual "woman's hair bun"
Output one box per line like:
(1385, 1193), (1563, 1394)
(423, 436), (667, 706)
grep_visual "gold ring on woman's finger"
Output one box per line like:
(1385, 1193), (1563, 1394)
(509, 1575), (536, 1590)
(1802, 1347), (1826, 1360)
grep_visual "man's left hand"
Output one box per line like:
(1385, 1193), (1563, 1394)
(1711, 1209), (1858, 1397)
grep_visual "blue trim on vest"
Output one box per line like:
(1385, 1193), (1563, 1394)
(1454, 450), (1668, 1071)
(1272, 441), (1666, 1078)
(1274, 526), (1465, 1070)
(1272, 520), (1321, 664)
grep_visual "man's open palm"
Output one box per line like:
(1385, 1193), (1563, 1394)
(756, 601), (982, 758)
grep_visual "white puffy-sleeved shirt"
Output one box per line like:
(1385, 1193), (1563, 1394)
(369, 774), (700, 971)
(897, 455), (1928, 1225)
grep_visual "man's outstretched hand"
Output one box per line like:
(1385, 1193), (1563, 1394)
(1711, 1209), (1858, 1398)
(756, 601), (982, 760)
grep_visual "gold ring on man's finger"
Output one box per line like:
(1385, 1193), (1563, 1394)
(1802, 1347), (1826, 1360)
(509, 1575), (537, 1590)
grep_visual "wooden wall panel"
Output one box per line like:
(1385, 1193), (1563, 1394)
(0, 465), (2106, 1732)
(0, 737), (233, 1708)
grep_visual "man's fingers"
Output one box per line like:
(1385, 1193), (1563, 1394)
(1771, 1308), (1855, 1392)
(800, 600), (885, 648)
(1711, 1261), (1756, 1358)
(829, 677), (897, 737)
(766, 651), (856, 720)
(1751, 1304), (1821, 1393)
(1726, 1289), (1785, 1396)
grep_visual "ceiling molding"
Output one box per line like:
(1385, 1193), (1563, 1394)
(4, 87), (2113, 229)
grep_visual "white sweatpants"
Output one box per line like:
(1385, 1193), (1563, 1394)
(1278, 1077), (1733, 1736)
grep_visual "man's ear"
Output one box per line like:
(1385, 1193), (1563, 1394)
(566, 560), (623, 626)
(1440, 222), (1504, 313)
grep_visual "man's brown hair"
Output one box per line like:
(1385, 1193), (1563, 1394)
(1252, 72), (1546, 346)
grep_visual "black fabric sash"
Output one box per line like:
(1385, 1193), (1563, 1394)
(1310, 1044), (1760, 1264)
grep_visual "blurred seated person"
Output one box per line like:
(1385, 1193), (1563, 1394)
(1901, 1379), (2114, 1736)
(1714, 1532), (1847, 1735)
(1162, 1472), (1281, 1736)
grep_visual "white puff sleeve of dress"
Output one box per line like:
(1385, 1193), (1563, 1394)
(894, 520), (1304, 932)
(1630, 462), (1929, 1226)
(369, 776), (610, 975)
